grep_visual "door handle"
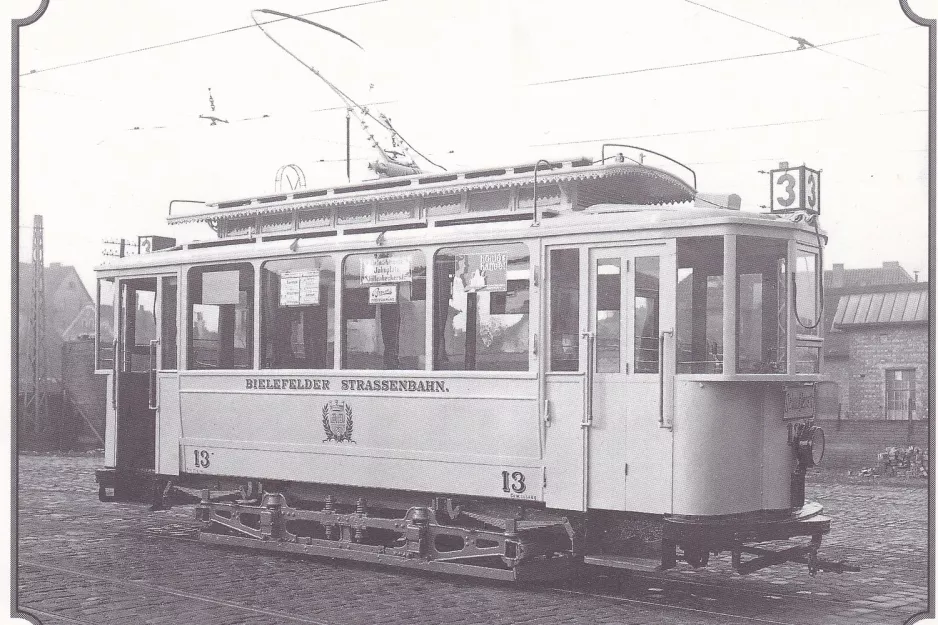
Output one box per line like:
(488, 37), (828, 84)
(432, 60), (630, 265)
(659, 329), (673, 429)
(111, 339), (118, 410)
(581, 331), (595, 427)
(148, 339), (160, 410)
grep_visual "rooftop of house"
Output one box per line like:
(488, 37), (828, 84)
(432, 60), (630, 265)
(824, 261), (918, 291)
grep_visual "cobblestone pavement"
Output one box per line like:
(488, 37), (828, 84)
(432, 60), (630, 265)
(16, 455), (930, 625)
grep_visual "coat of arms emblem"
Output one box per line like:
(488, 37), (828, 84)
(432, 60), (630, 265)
(322, 400), (354, 443)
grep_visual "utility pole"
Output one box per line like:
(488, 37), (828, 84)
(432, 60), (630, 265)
(24, 214), (49, 442)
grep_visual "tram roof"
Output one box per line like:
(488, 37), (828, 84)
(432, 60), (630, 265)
(166, 157), (697, 227)
(98, 202), (822, 273)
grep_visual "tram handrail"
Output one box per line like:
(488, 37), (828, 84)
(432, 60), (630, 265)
(111, 339), (118, 410)
(601, 144), (697, 191)
(659, 329), (673, 429)
(148, 339), (159, 410)
(581, 332), (595, 427)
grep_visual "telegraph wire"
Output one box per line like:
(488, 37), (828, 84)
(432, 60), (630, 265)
(529, 27), (913, 86)
(682, 0), (920, 86)
(19, 0), (390, 77)
(530, 108), (927, 148)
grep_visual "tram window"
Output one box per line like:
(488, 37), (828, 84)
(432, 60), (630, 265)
(161, 276), (178, 370)
(127, 283), (157, 373)
(676, 237), (724, 374)
(795, 344), (821, 374)
(596, 258), (621, 373)
(795, 249), (820, 336)
(96, 278), (115, 369)
(343, 251), (426, 370)
(634, 256), (660, 373)
(736, 237), (787, 374)
(549, 249), (579, 372)
(187, 264), (254, 370)
(261, 257), (335, 369)
(433, 244), (530, 371)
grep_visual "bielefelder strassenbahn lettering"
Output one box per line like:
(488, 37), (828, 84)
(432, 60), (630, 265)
(245, 378), (449, 393)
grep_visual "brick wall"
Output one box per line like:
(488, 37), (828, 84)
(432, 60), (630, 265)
(817, 418), (927, 469)
(824, 325), (928, 420)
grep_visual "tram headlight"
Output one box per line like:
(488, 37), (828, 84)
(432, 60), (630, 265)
(794, 424), (825, 468)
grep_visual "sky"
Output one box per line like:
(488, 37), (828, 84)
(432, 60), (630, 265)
(12, 0), (934, 293)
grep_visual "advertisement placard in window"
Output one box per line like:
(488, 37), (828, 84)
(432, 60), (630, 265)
(456, 252), (508, 292)
(369, 285), (398, 304)
(361, 256), (412, 284)
(279, 270), (320, 306)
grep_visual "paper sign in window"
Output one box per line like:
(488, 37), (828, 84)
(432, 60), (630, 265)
(362, 256), (412, 284)
(456, 252), (508, 292)
(202, 271), (240, 305)
(279, 270), (320, 306)
(369, 285), (398, 304)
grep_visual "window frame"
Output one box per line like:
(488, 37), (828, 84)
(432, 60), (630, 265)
(95, 277), (116, 372)
(340, 248), (428, 372)
(431, 241), (532, 373)
(186, 262), (256, 371)
(259, 255), (337, 371)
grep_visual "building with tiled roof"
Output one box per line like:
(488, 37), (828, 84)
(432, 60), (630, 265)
(823, 262), (928, 421)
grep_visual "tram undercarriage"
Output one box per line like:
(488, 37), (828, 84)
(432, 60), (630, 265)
(96, 468), (856, 580)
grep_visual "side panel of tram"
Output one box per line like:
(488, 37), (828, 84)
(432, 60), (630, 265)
(95, 218), (824, 519)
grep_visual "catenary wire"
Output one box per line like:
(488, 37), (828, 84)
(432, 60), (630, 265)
(19, 0), (390, 77)
(528, 27), (914, 86)
(682, 0), (921, 85)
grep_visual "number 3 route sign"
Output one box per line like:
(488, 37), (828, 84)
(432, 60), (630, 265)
(769, 163), (821, 215)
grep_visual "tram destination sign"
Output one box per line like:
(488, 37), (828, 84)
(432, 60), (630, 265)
(361, 256), (412, 284)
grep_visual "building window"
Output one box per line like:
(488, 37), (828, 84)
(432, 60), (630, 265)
(261, 257), (335, 369)
(549, 249), (579, 372)
(187, 264), (254, 369)
(433, 243), (530, 371)
(342, 250), (426, 370)
(676, 237), (724, 373)
(885, 368), (918, 420)
(96, 278), (115, 369)
(736, 236), (788, 373)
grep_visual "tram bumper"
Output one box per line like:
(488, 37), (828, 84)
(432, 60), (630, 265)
(661, 501), (856, 575)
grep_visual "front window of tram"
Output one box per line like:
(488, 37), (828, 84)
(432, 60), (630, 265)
(736, 236), (788, 374)
(794, 248), (822, 373)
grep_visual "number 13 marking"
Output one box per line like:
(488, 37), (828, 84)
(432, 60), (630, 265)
(501, 470), (526, 494)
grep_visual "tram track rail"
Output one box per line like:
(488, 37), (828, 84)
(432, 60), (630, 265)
(19, 560), (335, 625)
(128, 521), (924, 624)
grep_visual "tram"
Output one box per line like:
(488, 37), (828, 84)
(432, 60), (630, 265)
(94, 146), (848, 580)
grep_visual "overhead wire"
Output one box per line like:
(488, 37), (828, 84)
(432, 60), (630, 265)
(682, 0), (923, 87)
(19, 0), (390, 77)
(528, 27), (915, 86)
(530, 108), (927, 148)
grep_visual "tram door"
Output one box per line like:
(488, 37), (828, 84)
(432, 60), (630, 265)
(586, 244), (675, 511)
(114, 276), (177, 470)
